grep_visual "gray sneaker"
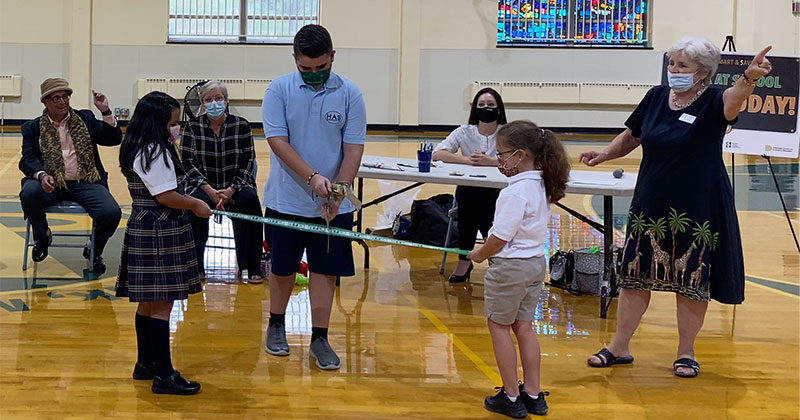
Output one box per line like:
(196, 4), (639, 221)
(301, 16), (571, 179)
(265, 324), (290, 356)
(309, 337), (341, 370)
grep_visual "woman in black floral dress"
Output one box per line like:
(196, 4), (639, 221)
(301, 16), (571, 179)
(579, 38), (773, 377)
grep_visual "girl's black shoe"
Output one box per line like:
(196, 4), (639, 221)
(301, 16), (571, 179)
(448, 263), (473, 283)
(519, 384), (549, 415)
(484, 387), (527, 419)
(132, 362), (155, 380)
(152, 371), (201, 395)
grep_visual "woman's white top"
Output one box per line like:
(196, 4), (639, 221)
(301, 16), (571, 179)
(433, 124), (499, 157)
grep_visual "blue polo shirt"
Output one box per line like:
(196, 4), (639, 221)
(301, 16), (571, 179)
(261, 71), (366, 217)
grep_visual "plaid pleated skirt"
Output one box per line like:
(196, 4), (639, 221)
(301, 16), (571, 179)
(116, 179), (202, 302)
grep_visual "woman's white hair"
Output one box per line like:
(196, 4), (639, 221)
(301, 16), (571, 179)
(199, 80), (228, 102)
(668, 37), (721, 85)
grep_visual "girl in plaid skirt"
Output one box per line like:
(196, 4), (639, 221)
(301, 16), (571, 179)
(117, 92), (211, 395)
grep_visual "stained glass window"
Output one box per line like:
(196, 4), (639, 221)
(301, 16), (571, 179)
(497, 0), (649, 47)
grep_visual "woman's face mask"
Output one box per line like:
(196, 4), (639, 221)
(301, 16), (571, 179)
(168, 125), (181, 144)
(667, 71), (699, 93)
(476, 107), (499, 123)
(204, 100), (226, 119)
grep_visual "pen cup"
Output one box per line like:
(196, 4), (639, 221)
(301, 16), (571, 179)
(417, 150), (432, 172)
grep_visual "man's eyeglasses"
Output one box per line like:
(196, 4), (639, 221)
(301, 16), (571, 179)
(48, 94), (71, 104)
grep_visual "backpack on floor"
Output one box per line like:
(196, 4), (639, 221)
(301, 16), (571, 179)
(408, 194), (459, 248)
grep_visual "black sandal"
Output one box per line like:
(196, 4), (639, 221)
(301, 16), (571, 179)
(673, 358), (700, 378)
(588, 347), (634, 367)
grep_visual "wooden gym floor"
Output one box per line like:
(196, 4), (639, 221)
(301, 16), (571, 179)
(0, 134), (797, 419)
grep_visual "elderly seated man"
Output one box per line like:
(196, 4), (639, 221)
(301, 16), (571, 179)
(19, 78), (123, 273)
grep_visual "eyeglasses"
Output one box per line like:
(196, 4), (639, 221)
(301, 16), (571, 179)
(496, 149), (519, 161)
(49, 94), (71, 104)
(202, 95), (226, 104)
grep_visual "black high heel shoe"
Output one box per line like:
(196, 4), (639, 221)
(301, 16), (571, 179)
(448, 263), (473, 283)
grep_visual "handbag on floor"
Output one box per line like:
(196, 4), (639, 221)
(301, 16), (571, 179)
(548, 250), (579, 294)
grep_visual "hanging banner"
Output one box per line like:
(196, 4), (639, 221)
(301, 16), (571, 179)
(662, 53), (799, 158)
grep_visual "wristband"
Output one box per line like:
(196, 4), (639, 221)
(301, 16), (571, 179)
(101, 108), (113, 116)
(742, 74), (757, 87)
(307, 171), (319, 185)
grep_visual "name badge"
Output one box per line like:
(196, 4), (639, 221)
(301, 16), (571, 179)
(679, 113), (697, 124)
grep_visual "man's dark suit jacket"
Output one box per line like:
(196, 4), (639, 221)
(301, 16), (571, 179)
(19, 109), (123, 186)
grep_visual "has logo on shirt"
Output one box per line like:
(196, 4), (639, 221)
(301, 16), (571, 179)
(325, 111), (343, 124)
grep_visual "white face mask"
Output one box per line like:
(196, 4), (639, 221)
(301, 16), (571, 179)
(667, 71), (698, 93)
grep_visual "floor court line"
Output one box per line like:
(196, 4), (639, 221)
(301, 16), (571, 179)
(367, 256), (503, 387)
(745, 272), (800, 287)
(403, 292), (503, 386)
(744, 280), (799, 300)
(0, 277), (115, 297)
(0, 154), (20, 178)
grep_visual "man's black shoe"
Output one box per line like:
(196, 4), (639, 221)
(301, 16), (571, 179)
(90, 256), (106, 274)
(32, 229), (53, 262)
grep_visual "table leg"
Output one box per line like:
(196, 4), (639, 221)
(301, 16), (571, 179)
(601, 195), (614, 318)
(356, 177), (364, 232)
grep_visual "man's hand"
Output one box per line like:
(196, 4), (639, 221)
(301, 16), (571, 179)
(310, 174), (332, 198)
(92, 90), (110, 113)
(40, 173), (55, 193)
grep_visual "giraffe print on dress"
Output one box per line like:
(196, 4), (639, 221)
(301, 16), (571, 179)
(646, 230), (671, 281)
(673, 242), (697, 285)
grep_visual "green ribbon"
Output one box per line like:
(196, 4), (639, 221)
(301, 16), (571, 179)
(212, 210), (469, 256)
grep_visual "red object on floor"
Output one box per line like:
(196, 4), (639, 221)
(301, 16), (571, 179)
(298, 261), (309, 276)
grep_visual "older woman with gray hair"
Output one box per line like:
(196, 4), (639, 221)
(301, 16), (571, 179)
(180, 80), (264, 283)
(579, 38), (773, 377)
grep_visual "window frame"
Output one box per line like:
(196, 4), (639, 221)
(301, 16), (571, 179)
(167, 0), (319, 45)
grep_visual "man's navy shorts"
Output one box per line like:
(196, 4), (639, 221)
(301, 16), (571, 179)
(264, 207), (355, 277)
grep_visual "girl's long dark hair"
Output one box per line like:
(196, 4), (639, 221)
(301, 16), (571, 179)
(467, 87), (507, 125)
(497, 120), (570, 203)
(120, 91), (182, 179)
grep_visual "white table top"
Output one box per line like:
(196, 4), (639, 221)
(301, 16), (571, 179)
(359, 155), (637, 197)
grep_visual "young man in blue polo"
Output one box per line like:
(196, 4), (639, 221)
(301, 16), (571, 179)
(261, 24), (366, 370)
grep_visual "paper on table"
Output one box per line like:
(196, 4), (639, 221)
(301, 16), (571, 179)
(570, 179), (619, 186)
(362, 162), (404, 171)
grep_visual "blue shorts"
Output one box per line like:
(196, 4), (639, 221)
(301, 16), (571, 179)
(264, 207), (355, 277)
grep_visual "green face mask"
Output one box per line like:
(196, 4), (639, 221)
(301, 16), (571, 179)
(300, 68), (331, 86)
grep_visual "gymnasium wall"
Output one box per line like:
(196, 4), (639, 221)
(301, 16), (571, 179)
(0, 0), (797, 128)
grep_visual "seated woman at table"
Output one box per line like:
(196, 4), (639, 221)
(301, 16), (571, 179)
(180, 80), (264, 283)
(432, 87), (507, 283)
